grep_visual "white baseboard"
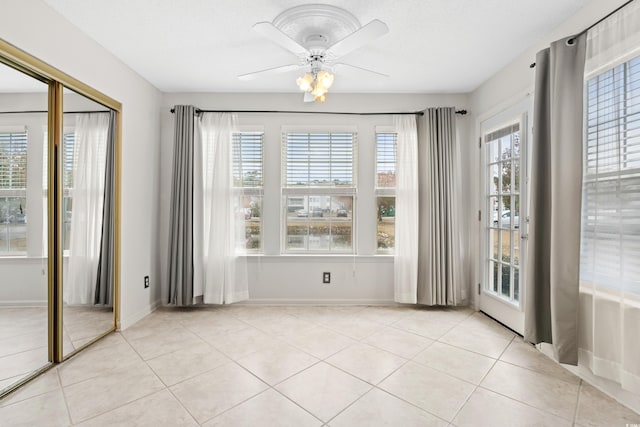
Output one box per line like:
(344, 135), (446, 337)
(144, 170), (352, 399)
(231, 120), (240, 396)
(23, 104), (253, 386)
(237, 298), (398, 306)
(119, 298), (161, 330)
(0, 300), (47, 307)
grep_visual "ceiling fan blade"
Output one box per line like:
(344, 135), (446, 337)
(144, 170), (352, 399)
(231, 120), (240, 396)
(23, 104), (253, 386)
(253, 22), (310, 57)
(238, 64), (303, 81)
(325, 19), (389, 59)
(332, 62), (389, 78)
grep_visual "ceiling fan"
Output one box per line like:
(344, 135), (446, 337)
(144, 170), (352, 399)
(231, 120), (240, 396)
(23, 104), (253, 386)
(238, 6), (389, 102)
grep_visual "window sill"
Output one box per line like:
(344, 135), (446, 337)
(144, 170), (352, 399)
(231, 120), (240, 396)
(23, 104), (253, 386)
(243, 254), (394, 262)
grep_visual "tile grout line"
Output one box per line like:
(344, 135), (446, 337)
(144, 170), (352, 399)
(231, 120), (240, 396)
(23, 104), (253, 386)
(447, 333), (516, 425)
(63, 332), (173, 425)
(146, 343), (215, 427)
(322, 384), (375, 425)
(317, 320), (454, 425)
(8, 305), (625, 425)
(572, 379), (584, 426)
(497, 357), (582, 387)
(197, 345), (326, 424)
(56, 367), (75, 426)
(200, 308), (346, 424)
(231, 308), (399, 425)
(475, 383), (578, 424)
(483, 333), (583, 423)
(131, 329), (204, 427)
(268, 379), (327, 425)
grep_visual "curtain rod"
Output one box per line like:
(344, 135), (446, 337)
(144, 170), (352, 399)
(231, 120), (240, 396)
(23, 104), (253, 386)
(169, 108), (469, 116)
(0, 110), (110, 114)
(530, 0), (635, 68)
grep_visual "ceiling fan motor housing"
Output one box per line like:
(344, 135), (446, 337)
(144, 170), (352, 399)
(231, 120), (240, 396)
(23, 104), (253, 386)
(305, 34), (330, 56)
(273, 4), (362, 60)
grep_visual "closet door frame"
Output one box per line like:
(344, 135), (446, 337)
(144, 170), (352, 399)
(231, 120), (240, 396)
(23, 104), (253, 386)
(0, 38), (122, 395)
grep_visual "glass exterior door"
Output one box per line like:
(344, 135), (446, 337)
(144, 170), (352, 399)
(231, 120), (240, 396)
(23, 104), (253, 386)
(480, 101), (529, 334)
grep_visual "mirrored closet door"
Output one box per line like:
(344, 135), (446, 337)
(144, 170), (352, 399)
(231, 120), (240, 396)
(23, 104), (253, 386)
(0, 39), (121, 397)
(0, 59), (51, 394)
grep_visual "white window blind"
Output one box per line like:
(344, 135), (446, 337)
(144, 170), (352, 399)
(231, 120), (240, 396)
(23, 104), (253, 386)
(0, 131), (28, 190)
(232, 132), (264, 252)
(376, 133), (397, 188)
(42, 131), (77, 250)
(282, 132), (356, 187)
(233, 132), (263, 188)
(281, 131), (357, 253)
(581, 54), (640, 295)
(63, 132), (76, 190)
(0, 130), (28, 254)
(42, 131), (76, 189)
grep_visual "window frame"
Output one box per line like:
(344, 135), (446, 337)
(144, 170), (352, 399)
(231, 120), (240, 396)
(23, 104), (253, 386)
(280, 127), (358, 254)
(375, 128), (397, 254)
(232, 129), (264, 254)
(580, 54), (640, 295)
(62, 131), (75, 252)
(0, 127), (29, 255)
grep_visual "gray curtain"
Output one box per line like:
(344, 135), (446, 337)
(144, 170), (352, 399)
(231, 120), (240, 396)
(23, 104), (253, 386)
(95, 110), (116, 305)
(524, 34), (586, 365)
(417, 107), (462, 305)
(168, 105), (195, 306)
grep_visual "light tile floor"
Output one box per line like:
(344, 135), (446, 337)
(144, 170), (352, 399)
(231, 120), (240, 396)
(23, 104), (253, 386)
(0, 306), (114, 395)
(0, 305), (638, 426)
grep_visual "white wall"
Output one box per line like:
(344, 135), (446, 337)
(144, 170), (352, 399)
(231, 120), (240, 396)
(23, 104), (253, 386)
(160, 92), (472, 304)
(471, 0), (630, 116)
(1, 0), (163, 328)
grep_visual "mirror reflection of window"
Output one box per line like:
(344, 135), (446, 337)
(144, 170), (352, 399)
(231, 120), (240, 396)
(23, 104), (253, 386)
(61, 87), (116, 358)
(0, 60), (50, 395)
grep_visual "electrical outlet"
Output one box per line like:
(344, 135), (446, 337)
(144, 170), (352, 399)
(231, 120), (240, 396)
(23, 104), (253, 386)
(323, 272), (331, 284)
(144, 276), (150, 289)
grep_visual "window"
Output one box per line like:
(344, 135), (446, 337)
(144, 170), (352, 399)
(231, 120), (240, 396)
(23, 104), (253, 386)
(581, 55), (640, 295)
(233, 131), (263, 252)
(42, 131), (75, 251)
(376, 132), (396, 252)
(282, 131), (356, 253)
(0, 129), (28, 254)
(62, 132), (75, 251)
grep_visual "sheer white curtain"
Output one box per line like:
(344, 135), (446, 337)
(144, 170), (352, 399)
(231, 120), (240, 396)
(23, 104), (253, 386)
(65, 113), (109, 304)
(195, 113), (248, 304)
(393, 114), (419, 303)
(579, 1), (640, 394)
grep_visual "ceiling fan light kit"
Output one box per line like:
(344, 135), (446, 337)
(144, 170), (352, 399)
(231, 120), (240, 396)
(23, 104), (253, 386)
(296, 68), (334, 102)
(240, 4), (388, 103)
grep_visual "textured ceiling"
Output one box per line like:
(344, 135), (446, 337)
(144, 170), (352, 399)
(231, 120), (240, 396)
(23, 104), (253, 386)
(33, 0), (594, 93)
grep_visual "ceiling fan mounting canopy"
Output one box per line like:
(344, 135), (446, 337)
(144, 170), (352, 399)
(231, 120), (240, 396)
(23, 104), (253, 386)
(272, 4), (362, 51)
(238, 3), (389, 102)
